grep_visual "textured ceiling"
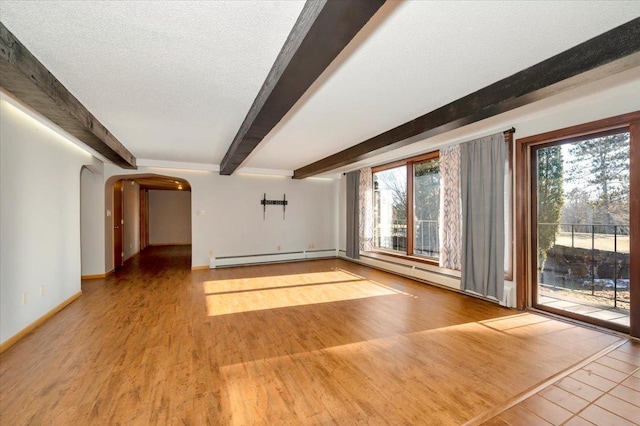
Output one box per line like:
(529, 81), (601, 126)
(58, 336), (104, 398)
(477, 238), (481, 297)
(1, 1), (639, 174)
(250, 0), (640, 171)
(0, 0), (305, 163)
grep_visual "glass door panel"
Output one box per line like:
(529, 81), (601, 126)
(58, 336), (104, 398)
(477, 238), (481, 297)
(534, 131), (631, 330)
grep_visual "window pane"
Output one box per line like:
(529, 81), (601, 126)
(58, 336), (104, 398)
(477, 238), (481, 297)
(374, 166), (407, 252)
(414, 158), (440, 257)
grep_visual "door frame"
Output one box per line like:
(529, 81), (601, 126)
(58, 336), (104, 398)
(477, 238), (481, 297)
(113, 180), (124, 270)
(104, 173), (193, 272)
(515, 110), (640, 337)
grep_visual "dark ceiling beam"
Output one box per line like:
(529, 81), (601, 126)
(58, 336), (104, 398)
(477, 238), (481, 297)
(220, 0), (386, 175)
(0, 22), (136, 169)
(293, 17), (640, 179)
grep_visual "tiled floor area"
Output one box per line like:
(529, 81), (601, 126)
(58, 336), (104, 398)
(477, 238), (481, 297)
(538, 294), (630, 328)
(483, 340), (640, 425)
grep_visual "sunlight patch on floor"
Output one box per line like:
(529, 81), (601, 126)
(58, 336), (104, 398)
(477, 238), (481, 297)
(217, 314), (621, 424)
(203, 270), (362, 293)
(204, 270), (404, 316)
(479, 312), (582, 336)
(480, 313), (552, 331)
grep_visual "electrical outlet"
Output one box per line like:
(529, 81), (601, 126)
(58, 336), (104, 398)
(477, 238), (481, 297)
(309, 243), (315, 249)
(40, 285), (45, 296)
(23, 292), (27, 305)
(277, 245), (281, 252)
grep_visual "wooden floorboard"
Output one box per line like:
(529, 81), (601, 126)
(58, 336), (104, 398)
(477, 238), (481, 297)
(0, 246), (623, 425)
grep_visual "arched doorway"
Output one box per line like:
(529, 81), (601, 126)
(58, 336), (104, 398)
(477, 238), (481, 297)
(105, 174), (192, 271)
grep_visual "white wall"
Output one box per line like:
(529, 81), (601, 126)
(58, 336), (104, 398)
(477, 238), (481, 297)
(103, 166), (339, 268)
(149, 190), (191, 245)
(0, 97), (93, 345)
(80, 162), (105, 276)
(122, 180), (140, 260)
(212, 174), (337, 257)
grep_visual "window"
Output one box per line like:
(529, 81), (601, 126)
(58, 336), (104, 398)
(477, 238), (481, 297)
(373, 152), (440, 260)
(369, 133), (512, 270)
(373, 165), (407, 253)
(413, 157), (440, 257)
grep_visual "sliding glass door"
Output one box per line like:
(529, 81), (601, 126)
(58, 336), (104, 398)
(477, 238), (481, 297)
(532, 129), (633, 332)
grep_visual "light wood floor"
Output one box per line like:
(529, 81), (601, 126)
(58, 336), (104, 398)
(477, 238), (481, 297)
(0, 246), (626, 425)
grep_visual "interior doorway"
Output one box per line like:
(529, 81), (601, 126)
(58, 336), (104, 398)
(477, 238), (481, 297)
(105, 174), (192, 272)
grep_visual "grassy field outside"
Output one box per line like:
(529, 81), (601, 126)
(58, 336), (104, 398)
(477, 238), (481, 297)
(554, 231), (629, 253)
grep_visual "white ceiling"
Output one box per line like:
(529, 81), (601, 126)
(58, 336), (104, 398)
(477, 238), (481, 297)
(1, 1), (640, 175)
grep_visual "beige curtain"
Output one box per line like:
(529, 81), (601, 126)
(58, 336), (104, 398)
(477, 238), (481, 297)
(439, 145), (461, 270)
(359, 167), (374, 252)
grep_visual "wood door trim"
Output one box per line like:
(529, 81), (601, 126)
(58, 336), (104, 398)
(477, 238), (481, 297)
(515, 142), (529, 309)
(113, 180), (124, 270)
(629, 122), (639, 336)
(518, 111), (640, 145)
(515, 111), (640, 336)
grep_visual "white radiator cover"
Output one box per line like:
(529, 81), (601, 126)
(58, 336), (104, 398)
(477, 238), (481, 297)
(212, 249), (337, 268)
(339, 252), (462, 291)
(339, 252), (517, 308)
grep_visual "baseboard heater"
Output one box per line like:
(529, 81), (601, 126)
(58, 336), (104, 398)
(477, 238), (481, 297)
(338, 250), (462, 291)
(213, 249), (338, 268)
(339, 250), (515, 307)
